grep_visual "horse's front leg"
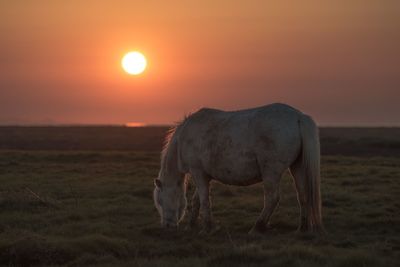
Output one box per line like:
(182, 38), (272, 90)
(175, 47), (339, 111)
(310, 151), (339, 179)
(249, 171), (281, 235)
(188, 188), (200, 228)
(191, 170), (213, 233)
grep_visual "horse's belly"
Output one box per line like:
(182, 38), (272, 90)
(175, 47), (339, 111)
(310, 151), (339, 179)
(214, 174), (262, 186)
(206, 157), (262, 186)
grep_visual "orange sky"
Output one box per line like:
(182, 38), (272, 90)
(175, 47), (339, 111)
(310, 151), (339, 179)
(0, 1), (399, 126)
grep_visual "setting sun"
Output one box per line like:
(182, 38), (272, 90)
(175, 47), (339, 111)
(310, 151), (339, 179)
(121, 51), (147, 75)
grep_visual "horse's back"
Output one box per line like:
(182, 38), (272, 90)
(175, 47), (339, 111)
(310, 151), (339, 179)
(186, 103), (300, 128)
(178, 103), (303, 184)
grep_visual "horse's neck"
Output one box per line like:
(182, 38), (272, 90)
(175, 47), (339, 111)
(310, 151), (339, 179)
(160, 136), (183, 184)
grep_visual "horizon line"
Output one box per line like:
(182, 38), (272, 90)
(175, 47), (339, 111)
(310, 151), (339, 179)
(0, 123), (400, 128)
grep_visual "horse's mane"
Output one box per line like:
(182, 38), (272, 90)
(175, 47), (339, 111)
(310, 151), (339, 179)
(161, 124), (179, 160)
(160, 115), (190, 166)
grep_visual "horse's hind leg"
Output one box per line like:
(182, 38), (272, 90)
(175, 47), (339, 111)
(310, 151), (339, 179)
(249, 171), (282, 234)
(290, 158), (311, 232)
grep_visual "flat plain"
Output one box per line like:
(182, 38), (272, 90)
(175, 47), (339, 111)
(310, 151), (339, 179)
(0, 127), (399, 266)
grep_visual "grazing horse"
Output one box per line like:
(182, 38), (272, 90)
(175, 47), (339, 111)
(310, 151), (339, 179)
(153, 103), (323, 234)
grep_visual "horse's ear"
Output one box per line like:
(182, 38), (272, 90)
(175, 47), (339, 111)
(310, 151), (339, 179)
(154, 178), (162, 189)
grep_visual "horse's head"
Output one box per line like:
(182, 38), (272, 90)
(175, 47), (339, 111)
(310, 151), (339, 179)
(153, 177), (187, 228)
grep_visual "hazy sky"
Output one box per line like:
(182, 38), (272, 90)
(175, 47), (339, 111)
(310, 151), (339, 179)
(1, 0), (399, 125)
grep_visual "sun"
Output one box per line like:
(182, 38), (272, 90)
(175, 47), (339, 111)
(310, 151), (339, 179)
(121, 51), (147, 75)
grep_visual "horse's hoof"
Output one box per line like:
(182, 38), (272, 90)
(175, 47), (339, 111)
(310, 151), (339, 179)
(248, 227), (264, 236)
(184, 223), (198, 232)
(210, 224), (222, 235)
(199, 225), (212, 235)
(248, 228), (257, 235)
(199, 224), (221, 236)
(296, 226), (326, 238)
(198, 228), (209, 236)
(248, 223), (268, 235)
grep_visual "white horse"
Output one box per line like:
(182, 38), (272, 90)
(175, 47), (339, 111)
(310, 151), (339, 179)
(153, 103), (323, 234)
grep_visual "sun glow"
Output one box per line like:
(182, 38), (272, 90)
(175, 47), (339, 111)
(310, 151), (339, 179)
(121, 51), (147, 75)
(125, 122), (147, 127)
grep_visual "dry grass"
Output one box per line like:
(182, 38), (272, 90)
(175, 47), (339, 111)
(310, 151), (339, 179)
(0, 150), (399, 266)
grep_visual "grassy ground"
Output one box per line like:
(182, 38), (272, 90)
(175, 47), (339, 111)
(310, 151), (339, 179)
(0, 150), (398, 266)
(1, 126), (400, 157)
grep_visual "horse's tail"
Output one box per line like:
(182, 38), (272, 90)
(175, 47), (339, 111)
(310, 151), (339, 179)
(299, 114), (324, 232)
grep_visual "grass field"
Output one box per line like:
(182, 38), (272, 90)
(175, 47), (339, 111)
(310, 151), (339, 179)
(1, 126), (400, 157)
(0, 127), (399, 266)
